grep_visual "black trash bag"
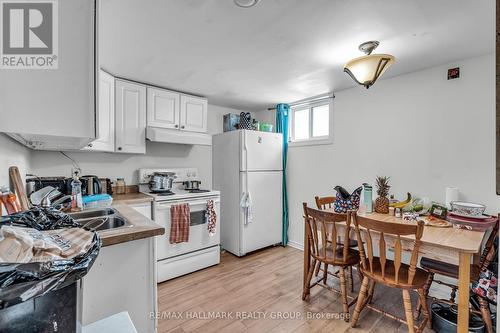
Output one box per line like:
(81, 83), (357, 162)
(0, 207), (101, 310)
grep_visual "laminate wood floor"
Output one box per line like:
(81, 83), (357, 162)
(157, 246), (435, 333)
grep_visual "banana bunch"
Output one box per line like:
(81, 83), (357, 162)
(389, 192), (412, 208)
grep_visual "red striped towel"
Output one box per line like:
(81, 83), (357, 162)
(169, 203), (190, 244)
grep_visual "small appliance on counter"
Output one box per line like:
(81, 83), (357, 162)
(26, 176), (113, 197)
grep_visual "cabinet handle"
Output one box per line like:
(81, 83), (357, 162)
(174, 125), (179, 128)
(117, 147), (122, 151)
(181, 125), (185, 129)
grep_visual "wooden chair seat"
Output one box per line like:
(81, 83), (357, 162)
(420, 257), (481, 281)
(315, 246), (360, 267)
(331, 239), (358, 248)
(361, 257), (429, 290)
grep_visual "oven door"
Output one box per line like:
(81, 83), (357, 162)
(155, 197), (220, 260)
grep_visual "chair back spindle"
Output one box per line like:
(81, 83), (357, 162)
(314, 196), (335, 210)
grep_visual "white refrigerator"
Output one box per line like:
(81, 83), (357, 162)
(213, 130), (283, 256)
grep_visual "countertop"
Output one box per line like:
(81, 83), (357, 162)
(97, 195), (163, 247)
(111, 192), (153, 205)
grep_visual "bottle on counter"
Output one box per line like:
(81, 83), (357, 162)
(71, 174), (83, 212)
(362, 183), (373, 213)
(0, 186), (20, 215)
(115, 178), (126, 195)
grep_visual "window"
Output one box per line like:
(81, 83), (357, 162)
(289, 101), (332, 146)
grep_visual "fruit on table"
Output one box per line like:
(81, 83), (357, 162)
(375, 176), (390, 214)
(389, 192), (412, 208)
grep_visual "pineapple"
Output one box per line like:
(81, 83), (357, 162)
(375, 176), (390, 214)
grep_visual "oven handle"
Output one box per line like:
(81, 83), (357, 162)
(156, 198), (220, 210)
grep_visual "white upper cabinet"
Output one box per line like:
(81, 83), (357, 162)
(147, 87), (180, 129)
(180, 95), (208, 133)
(0, 0), (97, 150)
(115, 80), (147, 154)
(85, 70), (115, 152)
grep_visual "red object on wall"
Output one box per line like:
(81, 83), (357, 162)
(448, 67), (460, 80)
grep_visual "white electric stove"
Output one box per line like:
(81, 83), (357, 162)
(138, 168), (220, 282)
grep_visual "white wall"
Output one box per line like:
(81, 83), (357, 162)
(29, 105), (250, 187)
(259, 53), (498, 248)
(0, 134), (31, 188)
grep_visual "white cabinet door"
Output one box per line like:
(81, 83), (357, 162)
(85, 70), (115, 152)
(115, 80), (146, 154)
(147, 88), (180, 129)
(180, 95), (208, 133)
(0, 0), (96, 149)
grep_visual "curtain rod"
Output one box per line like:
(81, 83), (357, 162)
(267, 93), (335, 111)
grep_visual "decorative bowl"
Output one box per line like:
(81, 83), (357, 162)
(449, 201), (486, 217)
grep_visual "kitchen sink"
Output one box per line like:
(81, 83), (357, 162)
(69, 208), (133, 231)
(68, 208), (117, 220)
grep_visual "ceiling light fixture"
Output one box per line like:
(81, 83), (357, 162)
(234, 0), (261, 8)
(343, 41), (395, 89)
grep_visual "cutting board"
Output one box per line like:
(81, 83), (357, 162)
(9, 166), (30, 211)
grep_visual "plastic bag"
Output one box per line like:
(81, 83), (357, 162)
(0, 207), (100, 309)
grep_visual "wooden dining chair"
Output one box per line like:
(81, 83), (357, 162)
(416, 219), (499, 333)
(314, 196), (357, 291)
(302, 203), (360, 321)
(350, 212), (430, 333)
(314, 196), (335, 210)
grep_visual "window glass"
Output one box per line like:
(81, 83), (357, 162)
(312, 104), (329, 137)
(294, 108), (309, 140)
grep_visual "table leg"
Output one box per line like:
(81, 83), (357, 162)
(457, 252), (471, 333)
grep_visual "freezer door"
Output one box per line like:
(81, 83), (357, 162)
(240, 171), (282, 255)
(241, 130), (283, 172)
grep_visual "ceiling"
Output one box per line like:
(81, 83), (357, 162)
(100, 0), (494, 111)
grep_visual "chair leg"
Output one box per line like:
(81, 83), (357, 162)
(348, 266), (354, 292)
(367, 280), (376, 304)
(314, 261), (321, 277)
(338, 267), (349, 322)
(402, 289), (415, 333)
(357, 264), (363, 284)
(323, 263), (329, 284)
(415, 272), (434, 320)
(351, 276), (370, 328)
(302, 259), (316, 300)
(478, 297), (493, 333)
(417, 288), (430, 329)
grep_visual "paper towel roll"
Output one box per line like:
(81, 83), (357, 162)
(445, 187), (459, 208)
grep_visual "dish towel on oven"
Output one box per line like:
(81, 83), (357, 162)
(169, 203), (190, 244)
(206, 199), (217, 236)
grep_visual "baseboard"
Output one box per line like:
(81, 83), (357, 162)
(287, 240), (304, 251)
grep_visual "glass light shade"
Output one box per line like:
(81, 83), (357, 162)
(344, 54), (395, 88)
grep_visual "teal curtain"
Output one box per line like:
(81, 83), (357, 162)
(276, 103), (289, 245)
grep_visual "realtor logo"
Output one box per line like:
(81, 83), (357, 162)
(1, 0), (58, 69)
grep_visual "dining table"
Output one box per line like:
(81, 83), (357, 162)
(303, 210), (489, 333)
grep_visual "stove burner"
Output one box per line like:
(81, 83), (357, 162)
(150, 190), (175, 196)
(188, 189), (210, 193)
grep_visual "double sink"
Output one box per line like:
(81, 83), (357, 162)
(69, 208), (133, 231)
